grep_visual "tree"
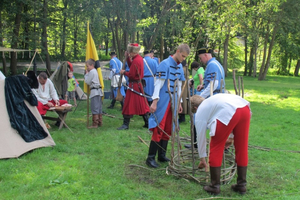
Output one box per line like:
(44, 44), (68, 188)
(10, 0), (24, 75)
(41, 0), (51, 73)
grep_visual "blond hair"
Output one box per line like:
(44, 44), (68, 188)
(177, 44), (190, 55)
(190, 95), (205, 113)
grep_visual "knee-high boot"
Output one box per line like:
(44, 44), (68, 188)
(146, 141), (159, 168)
(158, 140), (170, 162)
(107, 99), (116, 109)
(142, 114), (149, 128)
(117, 117), (130, 130)
(88, 115), (99, 129)
(98, 114), (103, 127)
(231, 166), (247, 195)
(203, 167), (221, 195)
(184, 125), (198, 149)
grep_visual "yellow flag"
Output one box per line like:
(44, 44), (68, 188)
(84, 21), (104, 95)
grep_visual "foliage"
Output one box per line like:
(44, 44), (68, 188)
(0, 73), (300, 199)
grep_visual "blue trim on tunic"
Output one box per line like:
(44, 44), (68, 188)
(203, 57), (225, 95)
(149, 56), (185, 129)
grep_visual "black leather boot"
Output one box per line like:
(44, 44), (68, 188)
(142, 114), (149, 128)
(146, 141), (159, 168)
(178, 114), (186, 123)
(117, 117), (130, 130)
(107, 99), (116, 109)
(231, 166), (247, 195)
(158, 140), (171, 162)
(203, 167), (221, 195)
(184, 125), (198, 149)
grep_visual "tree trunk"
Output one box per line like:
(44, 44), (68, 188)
(258, 22), (279, 80)
(73, 14), (78, 60)
(160, 33), (164, 61)
(258, 24), (269, 80)
(243, 36), (248, 76)
(253, 38), (258, 77)
(0, 10), (7, 75)
(294, 59), (300, 76)
(248, 46), (254, 76)
(223, 31), (229, 77)
(61, 0), (68, 59)
(42, 0), (51, 75)
(10, 1), (23, 75)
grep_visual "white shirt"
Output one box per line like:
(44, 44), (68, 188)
(195, 93), (250, 158)
(32, 78), (59, 105)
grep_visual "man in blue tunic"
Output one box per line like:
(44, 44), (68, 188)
(107, 52), (125, 109)
(143, 50), (158, 106)
(185, 47), (226, 150)
(150, 50), (160, 64)
(197, 47), (225, 98)
(146, 44), (190, 168)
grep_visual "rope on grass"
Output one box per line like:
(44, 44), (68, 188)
(164, 78), (236, 185)
(248, 145), (300, 153)
(166, 137), (236, 185)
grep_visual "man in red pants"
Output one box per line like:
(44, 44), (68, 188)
(32, 72), (68, 116)
(190, 94), (251, 195)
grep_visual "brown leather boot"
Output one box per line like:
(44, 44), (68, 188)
(203, 167), (221, 195)
(98, 114), (103, 127)
(88, 114), (98, 129)
(231, 166), (247, 195)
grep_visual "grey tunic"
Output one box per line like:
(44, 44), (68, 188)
(84, 68), (103, 98)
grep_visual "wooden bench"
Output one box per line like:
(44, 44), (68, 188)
(42, 106), (72, 130)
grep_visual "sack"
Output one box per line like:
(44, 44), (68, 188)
(111, 75), (126, 87)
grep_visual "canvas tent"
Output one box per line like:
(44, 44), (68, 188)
(50, 61), (87, 100)
(0, 75), (55, 159)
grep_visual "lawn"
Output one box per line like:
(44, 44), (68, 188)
(0, 73), (300, 200)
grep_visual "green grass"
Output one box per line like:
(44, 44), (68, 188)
(1, 73), (300, 200)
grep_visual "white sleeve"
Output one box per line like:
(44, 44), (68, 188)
(196, 120), (208, 158)
(49, 80), (59, 100)
(177, 80), (182, 103)
(199, 80), (219, 98)
(152, 78), (165, 100)
(32, 89), (48, 105)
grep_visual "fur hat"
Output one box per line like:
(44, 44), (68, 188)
(127, 43), (141, 54)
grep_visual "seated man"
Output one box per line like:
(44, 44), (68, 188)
(32, 72), (68, 115)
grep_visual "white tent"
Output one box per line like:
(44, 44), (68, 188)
(0, 77), (55, 159)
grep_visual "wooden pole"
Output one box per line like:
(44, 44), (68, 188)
(233, 70), (238, 95)
(87, 86), (90, 127)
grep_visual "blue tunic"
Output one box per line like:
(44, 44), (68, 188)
(202, 57), (225, 95)
(153, 57), (159, 64)
(149, 56), (185, 129)
(143, 56), (158, 101)
(109, 57), (125, 97)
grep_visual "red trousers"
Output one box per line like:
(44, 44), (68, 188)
(37, 99), (68, 116)
(150, 103), (172, 142)
(209, 106), (250, 167)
